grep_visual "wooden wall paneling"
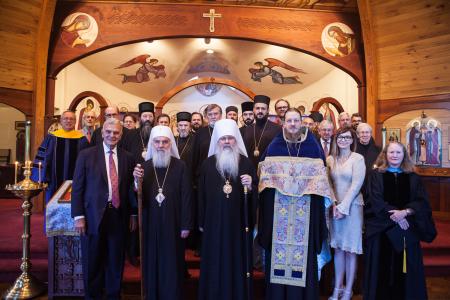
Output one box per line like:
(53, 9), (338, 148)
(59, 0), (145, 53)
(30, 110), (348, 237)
(421, 177), (441, 211)
(357, 0), (378, 133)
(370, 0), (450, 100)
(440, 178), (450, 212)
(0, 0), (42, 91)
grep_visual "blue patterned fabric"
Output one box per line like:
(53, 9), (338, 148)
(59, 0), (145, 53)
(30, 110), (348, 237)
(270, 191), (310, 287)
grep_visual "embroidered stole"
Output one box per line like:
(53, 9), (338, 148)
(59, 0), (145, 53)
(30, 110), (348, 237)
(271, 192), (311, 287)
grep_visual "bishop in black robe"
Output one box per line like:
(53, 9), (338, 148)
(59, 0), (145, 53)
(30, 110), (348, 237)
(364, 169), (437, 300)
(198, 119), (258, 300)
(137, 125), (192, 300)
(141, 158), (192, 300)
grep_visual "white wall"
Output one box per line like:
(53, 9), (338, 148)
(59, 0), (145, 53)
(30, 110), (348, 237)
(55, 62), (145, 113)
(0, 106), (26, 163)
(55, 62), (358, 118)
(277, 68), (359, 114)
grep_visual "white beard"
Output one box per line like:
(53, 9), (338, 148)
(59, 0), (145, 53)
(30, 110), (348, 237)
(153, 149), (171, 168)
(215, 145), (240, 179)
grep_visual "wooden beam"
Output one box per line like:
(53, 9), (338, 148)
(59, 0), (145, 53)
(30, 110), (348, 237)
(358, 0), (378, 136)
(156, 77), (256, 109)
(32, 0), (57, 211)
(0, 87), (32, 116)
(378, 93), (450, 123)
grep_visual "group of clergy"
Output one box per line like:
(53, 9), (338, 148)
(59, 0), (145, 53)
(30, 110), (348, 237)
(31, 94), (436, 300)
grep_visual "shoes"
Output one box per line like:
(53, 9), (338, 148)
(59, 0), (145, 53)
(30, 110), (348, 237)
(341, 290), (353, 300)
(328, 287), (344, 300)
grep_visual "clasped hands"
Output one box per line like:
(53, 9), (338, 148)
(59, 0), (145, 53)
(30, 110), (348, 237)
(389, 209), (409, 230)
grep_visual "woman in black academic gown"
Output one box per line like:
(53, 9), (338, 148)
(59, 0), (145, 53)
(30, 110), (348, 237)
(363, 141), (437, 300)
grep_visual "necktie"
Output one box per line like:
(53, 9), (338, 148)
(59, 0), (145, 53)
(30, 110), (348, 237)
(323, 141), (329, 156)
(86, 129), (91, 142)
(109, 150), (120, 208)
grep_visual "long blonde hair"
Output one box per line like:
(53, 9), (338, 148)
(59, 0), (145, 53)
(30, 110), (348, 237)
(375, 141), (415, 173)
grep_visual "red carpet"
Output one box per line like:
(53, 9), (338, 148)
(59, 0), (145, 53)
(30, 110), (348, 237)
(0, 198), (448, 297)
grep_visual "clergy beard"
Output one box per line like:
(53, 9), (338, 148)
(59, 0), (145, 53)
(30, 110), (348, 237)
(140, 120), (152, 141)
(153, 149), (171, 168)
(255, 115), (268, 125)
(284, 126), (306, 142)
(243, 118), (254, 126)
(179, 131), (189, 138)
(215, 145), (240, 180)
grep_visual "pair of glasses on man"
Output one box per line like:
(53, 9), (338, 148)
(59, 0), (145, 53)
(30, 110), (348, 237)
(337, 136), (353, 141)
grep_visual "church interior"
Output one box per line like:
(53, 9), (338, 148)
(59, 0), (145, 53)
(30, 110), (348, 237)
(0, 0), (449, 299)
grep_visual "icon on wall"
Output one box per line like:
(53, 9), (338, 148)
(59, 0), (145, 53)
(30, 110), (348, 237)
(321, 22), (355, 57)
(405, 112), (442, 167)
(60, 13), (99, 48)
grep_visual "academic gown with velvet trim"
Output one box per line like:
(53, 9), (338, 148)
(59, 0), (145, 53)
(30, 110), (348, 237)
(31, 131), (86, 203)
(363, 171), (437, 300)
(241, 119), (281, 169)
(257, 130), (328, 300)
(198, 155), (258, 300)
(141, 157), (192, 300)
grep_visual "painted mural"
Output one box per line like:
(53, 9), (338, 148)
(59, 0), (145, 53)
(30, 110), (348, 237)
(115, 54), (166, 84)
(321, 22), (355, 57)
(60, 13), (98, 48)
(249, 58), (306, 84)
(195, 83), (222, 97)
(187, 57), (230, 74)
(406, 113), (442, 167)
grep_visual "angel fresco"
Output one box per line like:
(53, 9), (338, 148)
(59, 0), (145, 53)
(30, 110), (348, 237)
(115, 54), (166, 84)
(249, 58), (306, 84)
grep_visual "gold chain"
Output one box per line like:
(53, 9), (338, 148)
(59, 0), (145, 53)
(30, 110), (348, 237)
(153, 159), (171, 192)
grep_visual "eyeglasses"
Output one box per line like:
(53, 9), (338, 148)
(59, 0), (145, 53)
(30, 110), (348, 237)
(276, 106), (289, 110)
(105, 113), (118, 118)
(337, 136), (353, 141)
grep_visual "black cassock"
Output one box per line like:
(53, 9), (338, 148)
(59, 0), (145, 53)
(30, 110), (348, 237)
(198, 155), (257, 300)
(192, 126), (213, 180)
(241, 119), (281, 169)
(141, 158), (192, 300)
(364, 171), (437, 300)
(176, 133), (196, 180)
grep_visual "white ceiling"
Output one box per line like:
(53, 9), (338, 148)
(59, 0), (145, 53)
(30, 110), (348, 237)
(79, 38), (337, 102)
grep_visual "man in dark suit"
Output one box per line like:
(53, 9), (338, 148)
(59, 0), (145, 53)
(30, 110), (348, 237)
(71, 118), (136, 299)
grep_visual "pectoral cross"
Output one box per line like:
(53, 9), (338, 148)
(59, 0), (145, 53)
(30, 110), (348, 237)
(202, 9), (222, 33)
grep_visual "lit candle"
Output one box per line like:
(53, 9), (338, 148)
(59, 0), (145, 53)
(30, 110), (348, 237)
(14, 161), (18, 184)
(38, 162), (42, 184)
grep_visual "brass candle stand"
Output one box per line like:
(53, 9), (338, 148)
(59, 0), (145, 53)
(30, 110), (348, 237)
(3, 120), (47, 299)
